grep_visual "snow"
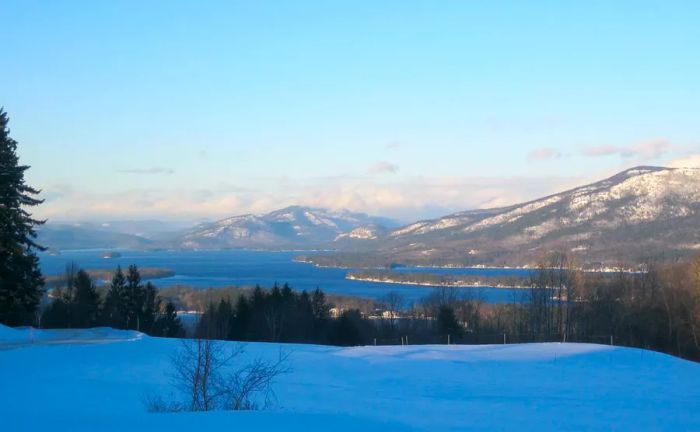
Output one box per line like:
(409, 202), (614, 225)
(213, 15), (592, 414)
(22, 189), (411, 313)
(274, 212), (297, 222)
(390, 222), (425, 237)
(335, 227), (379, 240)
(0, 324), (23, 341)
(303, 211), (338, 228)
(523, 218), (560, 238)
(463, 195), (564, 234)
(411, 217), (466, 235)
(568, 168), (700, 224)
(2, 325), (700, 431)
(390, 167), (700, 245)
(0, 325), (143, 347)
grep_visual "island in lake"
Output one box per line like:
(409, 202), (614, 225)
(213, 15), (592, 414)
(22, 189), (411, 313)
(346, 270), (532, 289)
(44, 267), (175, 288)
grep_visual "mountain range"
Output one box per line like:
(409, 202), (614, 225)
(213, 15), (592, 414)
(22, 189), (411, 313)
(38, 166), (700, 267)
(37, 220), (195, 252)
(305, 166), (700, 268)
(171, 206), (396, 249)
(38, 207), (397, 252)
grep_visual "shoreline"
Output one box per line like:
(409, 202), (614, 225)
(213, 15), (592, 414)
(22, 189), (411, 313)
(296, 257), (643, 273)
(44, 267), (175, 288)
(345, 275), (530, 289)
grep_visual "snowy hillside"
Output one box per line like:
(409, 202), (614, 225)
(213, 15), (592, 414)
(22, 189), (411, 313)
(2, 325), (700, 431)
(174, 206), (395, 249)
(391, 167), (700, 238)
(334, 223), (389, 241)
(316, 166), (700, 267)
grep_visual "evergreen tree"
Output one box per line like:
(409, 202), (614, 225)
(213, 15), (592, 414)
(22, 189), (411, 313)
(196, 302), (217, 339)
(437, 305), (462, 336)
(329, 309), (373, 346)
(153, 301), (184, 337)
(311, 288), (329, 320)
(140, 281), (159, 333)
(265, 283), (285, 341)
(124, 265), (143, 330)
(311, 288), (331, 340)
(249, 285), (267, 340)
(44, 268), (101, 329)
(232, 294), (251, 340)
(103, 266), (127, 327)
(296, 290), (316, 341)
(72, 269), (100, 327)
(41, 295), (70, 329)
(0, 109), (45, 326)
(216, 298), (234, 339)
(196, 298), (234, 339)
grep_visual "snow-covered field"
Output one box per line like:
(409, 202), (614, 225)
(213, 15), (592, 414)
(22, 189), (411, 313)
(2, 325), (699, 431)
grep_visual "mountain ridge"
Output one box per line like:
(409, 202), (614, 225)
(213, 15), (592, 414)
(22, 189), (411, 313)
(172, 205), (398, 250)
(38, 166), (700, 264)
(305, 166), (700, 268)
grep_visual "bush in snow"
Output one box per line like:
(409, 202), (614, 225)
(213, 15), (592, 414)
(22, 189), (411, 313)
(145, 338), (289, 412)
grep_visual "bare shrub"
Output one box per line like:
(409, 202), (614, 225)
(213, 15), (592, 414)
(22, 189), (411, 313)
(142, 392), (183, 413)
(223, 355), (290, 410)
(146, 338), (289, 412)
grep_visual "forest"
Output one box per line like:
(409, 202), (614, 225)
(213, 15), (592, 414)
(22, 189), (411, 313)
(41, 264), (184, 338)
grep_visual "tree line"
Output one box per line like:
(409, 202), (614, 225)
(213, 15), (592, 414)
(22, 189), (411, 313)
(42, 264), (183, 337)
(503, 252), (700, 360)
(193, 283), (480, 347)
(389, 252), (700, 361)
(193, 252), (700, 361)
(195, 283), (375, 346)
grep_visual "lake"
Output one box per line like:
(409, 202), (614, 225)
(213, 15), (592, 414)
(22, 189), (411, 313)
(38, 250), (533, 304)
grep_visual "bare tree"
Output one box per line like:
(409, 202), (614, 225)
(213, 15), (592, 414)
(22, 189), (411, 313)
(223, 354), (290, 410)
(381, 291), (405, 333)
(171, 338), (240, 411)
(148, 338), (289, 412)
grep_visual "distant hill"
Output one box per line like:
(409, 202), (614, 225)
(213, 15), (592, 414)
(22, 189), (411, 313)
(172, 206), (398, 250)
(37, 224), (155, 251)
(305, 166), (700, 268)
(61, 220), (194, 238)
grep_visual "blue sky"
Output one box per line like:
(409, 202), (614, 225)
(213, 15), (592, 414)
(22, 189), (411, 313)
(3, 1), (699, 221)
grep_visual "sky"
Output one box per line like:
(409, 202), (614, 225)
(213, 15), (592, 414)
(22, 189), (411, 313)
(2, 1), (700, 223)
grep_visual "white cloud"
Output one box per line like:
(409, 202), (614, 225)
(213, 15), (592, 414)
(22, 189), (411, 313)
(367, 161), (399, 175)
(620, 138), (672, 159)
(582, 138), (673, 160)
(34, 174), (580, 222)
(527, 147), (562, 161)
(276, 176), (583, 220)
(582, 144), (618, 157)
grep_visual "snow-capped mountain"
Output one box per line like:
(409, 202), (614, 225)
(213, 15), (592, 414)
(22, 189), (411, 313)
(314, 166), (700, 267)
(175, 206), (395, 249)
